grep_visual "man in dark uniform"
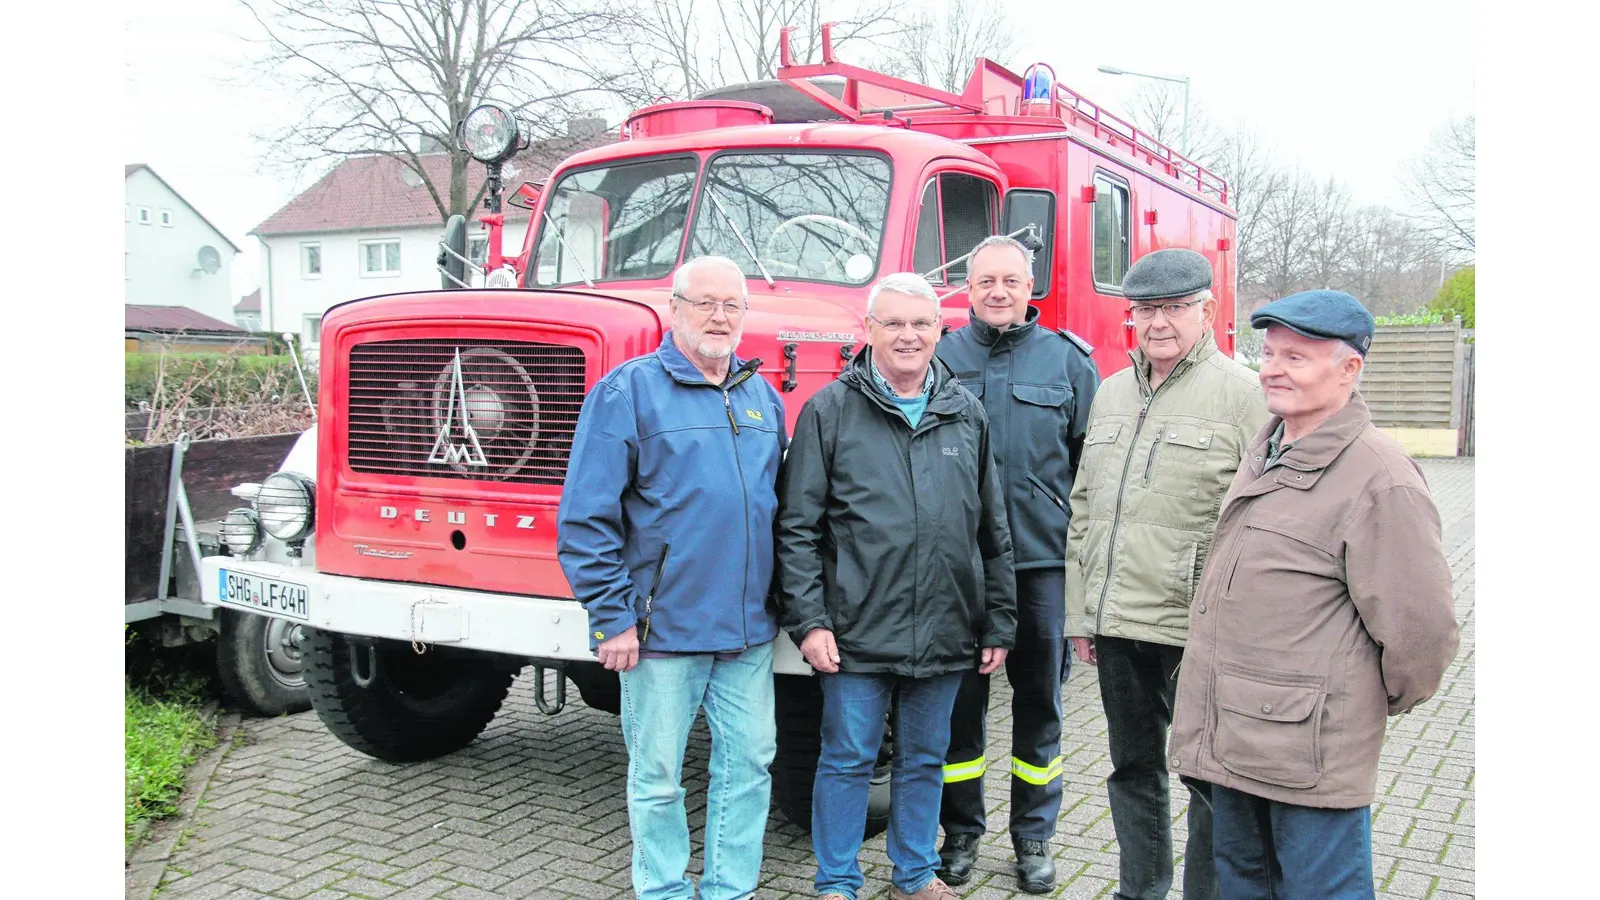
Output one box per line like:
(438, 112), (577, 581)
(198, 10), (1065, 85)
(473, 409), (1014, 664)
(934, 235), (1101, 894)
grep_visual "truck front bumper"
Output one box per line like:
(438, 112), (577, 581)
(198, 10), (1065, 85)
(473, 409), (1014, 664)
(197, 555), (809, 673)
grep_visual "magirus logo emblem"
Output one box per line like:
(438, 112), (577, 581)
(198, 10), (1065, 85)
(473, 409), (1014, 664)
(428, 349), (488, 467)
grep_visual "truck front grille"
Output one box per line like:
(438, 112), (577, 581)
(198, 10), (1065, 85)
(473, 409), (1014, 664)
(345, 338), (586, 485)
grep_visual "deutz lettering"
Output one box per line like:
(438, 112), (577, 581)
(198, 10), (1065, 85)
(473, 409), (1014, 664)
(377, 506), (535, 529)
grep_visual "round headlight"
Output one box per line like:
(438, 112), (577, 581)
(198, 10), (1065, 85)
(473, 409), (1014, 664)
(257, 472), (316, 543)
(460, 104), (520, 163)
(221, 507), (263, 556)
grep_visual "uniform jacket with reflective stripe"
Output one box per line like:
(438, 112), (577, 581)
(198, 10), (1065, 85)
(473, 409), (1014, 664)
(936, 306), (1101, 571)
(775, 350), (1017, 677)
(1064, 330), (1269, 647)
(1167, 395), (1460, 808)
(556, 332), (786, 653)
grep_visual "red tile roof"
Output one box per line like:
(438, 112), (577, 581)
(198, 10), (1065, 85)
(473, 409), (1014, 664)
(251, 135), (614, 237)
(236, 289), (261, 313)
(126, 304), (245, 334)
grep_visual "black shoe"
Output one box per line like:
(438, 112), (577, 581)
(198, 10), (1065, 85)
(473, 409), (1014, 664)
(936, 832), (980, 886)
(1013, 838), (1055, 894)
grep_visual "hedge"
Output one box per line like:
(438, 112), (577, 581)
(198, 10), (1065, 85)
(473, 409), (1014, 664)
(125, 353), (318, 410)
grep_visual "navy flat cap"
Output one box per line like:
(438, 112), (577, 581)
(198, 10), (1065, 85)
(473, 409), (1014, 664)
(1122, 248), (1214, 301)
(1251, 290), (1376, 356)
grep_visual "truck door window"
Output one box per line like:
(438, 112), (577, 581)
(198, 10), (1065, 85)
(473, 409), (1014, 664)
(913, 172), (999, 285)
(1092, 172), (1131, 290)
(690, 152), (892, 286)
(532, 156), (698, 286)
(1003, 189), (1056, 298)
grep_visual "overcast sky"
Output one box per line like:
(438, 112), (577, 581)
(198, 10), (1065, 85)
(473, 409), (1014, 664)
(124, 0), (1474, 302)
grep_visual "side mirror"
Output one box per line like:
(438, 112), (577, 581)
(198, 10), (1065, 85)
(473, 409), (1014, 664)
(438, 214), (469, 289)
(1002, 190), (1056, 299)
(508, 181), (543, 211)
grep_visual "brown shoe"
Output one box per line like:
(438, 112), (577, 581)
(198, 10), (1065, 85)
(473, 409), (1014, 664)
(889, 876), (960, 900)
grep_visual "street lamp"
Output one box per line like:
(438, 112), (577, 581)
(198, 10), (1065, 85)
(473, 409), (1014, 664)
(1098, 64), (1191, 156)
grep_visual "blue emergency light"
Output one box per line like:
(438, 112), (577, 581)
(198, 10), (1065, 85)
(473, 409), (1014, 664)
(1022, 63), (1056, 100)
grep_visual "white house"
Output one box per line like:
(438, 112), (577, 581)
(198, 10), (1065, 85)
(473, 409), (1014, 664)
(250, 138), (608, 354)
(125, 164), (241, 324)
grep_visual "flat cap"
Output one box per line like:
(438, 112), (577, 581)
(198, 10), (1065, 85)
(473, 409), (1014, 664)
(1251, 289), (1376, 356)
(1121, 248), (1214, 301)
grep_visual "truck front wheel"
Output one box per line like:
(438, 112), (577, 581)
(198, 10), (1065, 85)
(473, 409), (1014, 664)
(216, 609), (312, 717)
(304, 628), (516, 762)
(771, 674), (891, 838)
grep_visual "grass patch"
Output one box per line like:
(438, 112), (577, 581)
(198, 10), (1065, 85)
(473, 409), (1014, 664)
(125, 627), (224, 848)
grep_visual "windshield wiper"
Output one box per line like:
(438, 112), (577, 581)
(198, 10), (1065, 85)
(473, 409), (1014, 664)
(704, 184), (776, 288)
(541, 210), (595, 288)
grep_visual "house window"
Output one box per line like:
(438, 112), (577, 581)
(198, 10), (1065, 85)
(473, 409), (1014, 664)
(1092, 171), (1131, 291)
(301, 242), (322, 279)
(468, 234), (489, 265)
(159, 209), (174, 227)
(136, 206), (152, 225)
(360, 239), (401, 276)
(304, 315), (323, 346)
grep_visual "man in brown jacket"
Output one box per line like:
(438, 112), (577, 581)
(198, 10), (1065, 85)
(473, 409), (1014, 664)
(1168, 290), (1460, 899)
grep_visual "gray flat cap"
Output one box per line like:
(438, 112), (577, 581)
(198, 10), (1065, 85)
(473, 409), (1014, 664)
(1251, 289), (1376, 356)
(1121, 248), (1214, 301)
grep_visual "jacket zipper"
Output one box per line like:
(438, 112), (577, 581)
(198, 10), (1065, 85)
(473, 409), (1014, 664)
(640, 542), (671, 646)
(1027, 472), (1067, 512)
(721, 364), (759, 650)
(1095, 362), (1185, 635)
(1144, 436), (1161, 484)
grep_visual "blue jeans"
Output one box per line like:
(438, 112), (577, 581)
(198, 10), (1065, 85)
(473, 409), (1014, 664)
(813, 670), (965, 900)
(1209, 783), (1375, 900)
(618, 641), (776, 900)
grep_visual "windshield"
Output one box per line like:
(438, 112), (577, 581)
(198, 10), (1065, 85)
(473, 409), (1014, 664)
(530, 156), (697, 287)
(688, 152), (893, 286)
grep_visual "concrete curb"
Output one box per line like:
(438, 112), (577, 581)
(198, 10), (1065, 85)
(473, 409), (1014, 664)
(126, 703), (241, 900)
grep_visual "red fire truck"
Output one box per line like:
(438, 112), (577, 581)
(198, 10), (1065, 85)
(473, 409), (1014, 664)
(199, 27), (1236, 832)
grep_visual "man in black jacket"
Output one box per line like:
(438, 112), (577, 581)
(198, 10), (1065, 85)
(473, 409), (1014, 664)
(934, 236), (1101, 893)
(777, 272), (1018, 900)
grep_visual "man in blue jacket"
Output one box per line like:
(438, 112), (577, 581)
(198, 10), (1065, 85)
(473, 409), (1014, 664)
(935, 235), (1101, 894)
(557, 255), (788, 900)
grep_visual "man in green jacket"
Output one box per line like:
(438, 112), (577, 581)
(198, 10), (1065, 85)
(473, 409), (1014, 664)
(1064, 248), (1269, 900)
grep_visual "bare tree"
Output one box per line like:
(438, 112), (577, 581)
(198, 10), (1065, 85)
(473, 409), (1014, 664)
(240, 0), (618, 221)
(1303, 177), (1356, 291)
(1206, 124), (1286, 293)
(874, 0), (1018, 94)
(1122, 81), (1222, 164)
(611, 0), (909, 106)
(1401, 114), (1474, 258)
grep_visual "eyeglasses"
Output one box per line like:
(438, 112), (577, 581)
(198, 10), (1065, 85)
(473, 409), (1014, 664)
(672, 293), (748, 317)
(868, 315), (940, 333)
(1130, 298), (1205, 320)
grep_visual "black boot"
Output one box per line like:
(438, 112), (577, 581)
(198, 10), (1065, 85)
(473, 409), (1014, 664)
(936, 832), (980, 886)
(1013, 838), (1055, 894)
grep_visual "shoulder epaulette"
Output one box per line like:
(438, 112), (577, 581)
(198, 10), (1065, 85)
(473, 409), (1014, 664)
(1056, 328), (1094, 356)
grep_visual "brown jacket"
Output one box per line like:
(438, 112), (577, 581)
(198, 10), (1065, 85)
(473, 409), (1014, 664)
(1167, 394), (1460, 808)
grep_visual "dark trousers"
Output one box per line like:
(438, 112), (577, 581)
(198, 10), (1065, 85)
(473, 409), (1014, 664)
(1097, 636), (1217, 900)
(941, 569), (1068, 841)
(1210, 784), (1375, 900)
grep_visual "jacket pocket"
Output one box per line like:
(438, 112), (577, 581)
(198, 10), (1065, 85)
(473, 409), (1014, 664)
(1080, 421), (1122, 492)
(1213, 663), (1326, 789)
(1025, 472), (1067, 515)
(1145, 421), (1217, 500)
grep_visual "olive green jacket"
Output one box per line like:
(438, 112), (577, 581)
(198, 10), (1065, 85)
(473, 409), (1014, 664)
(1064, 331), (1269, 646)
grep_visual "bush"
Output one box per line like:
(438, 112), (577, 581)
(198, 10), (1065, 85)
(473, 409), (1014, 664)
(1430, 266), (1475, 328)
(1374, 310), (1450, 327)
(127, 350), (318, 444)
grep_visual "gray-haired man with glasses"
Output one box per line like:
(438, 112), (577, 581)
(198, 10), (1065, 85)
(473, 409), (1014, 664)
(777, 272), (1017, 900)
(558, 255), (788, 900)
(1063, 248), (1268, 900)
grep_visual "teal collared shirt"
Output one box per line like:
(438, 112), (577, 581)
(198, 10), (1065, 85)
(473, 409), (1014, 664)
(869, 355), (934, 427)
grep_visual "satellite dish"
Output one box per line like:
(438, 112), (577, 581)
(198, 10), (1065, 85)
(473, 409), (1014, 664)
(197, 245), (221, 275)
(400, 166), (424, 188)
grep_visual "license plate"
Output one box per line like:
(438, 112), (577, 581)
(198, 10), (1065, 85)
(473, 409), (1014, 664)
(218, 569), (311, 622)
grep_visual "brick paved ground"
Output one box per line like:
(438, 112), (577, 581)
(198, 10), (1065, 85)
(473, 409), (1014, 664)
(148, 459), (1473, 900)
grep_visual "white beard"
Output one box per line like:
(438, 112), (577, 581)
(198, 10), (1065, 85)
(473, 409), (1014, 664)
(694, 338), (736, 359)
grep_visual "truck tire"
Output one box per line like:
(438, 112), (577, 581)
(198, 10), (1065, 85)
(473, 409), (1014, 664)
(772, 674), (891, 838)
(303, 628), (516, 762)
(216, 609), (312, 717)
(564, 662), (622, 714)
